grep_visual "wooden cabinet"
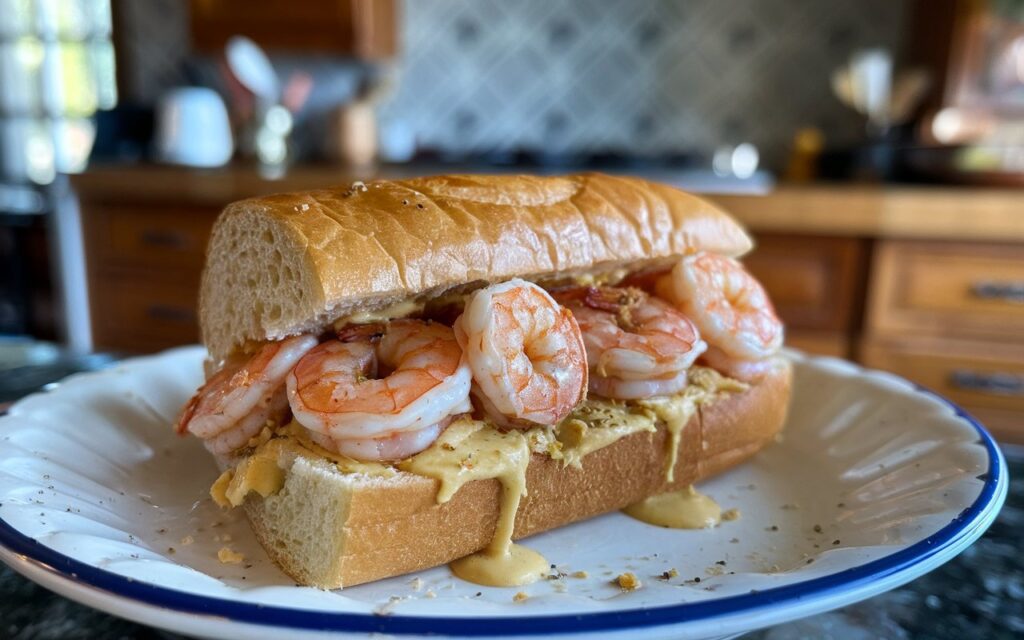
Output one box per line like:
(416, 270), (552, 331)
(744, 234), (867, 359)
(82, 204), (217, 353)
(868, 240), (1024, 342)
(90, 273), (203, 354)
(860, 335), (1024, 442)
(189, 0), (397, 58)
(87, 206), (216, 274)
(863, 239), (1024, 442)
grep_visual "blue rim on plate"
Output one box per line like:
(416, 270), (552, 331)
(0, 384), (1007, 637)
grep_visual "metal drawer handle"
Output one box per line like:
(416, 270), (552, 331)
(969, 281), (1024, 304)
(949, 369), (1024, 396)
(145, 305), (195, 323)
(140, 229), (189, 249)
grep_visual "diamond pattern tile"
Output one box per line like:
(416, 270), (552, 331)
(381, 0), (909, 167)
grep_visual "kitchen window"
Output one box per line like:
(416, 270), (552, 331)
(0, 0), (117, 184)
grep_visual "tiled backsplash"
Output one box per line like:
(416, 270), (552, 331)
(116, 0), (908, 169)
(380, 0), (908, 167)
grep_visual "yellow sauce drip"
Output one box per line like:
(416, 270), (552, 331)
(623, 485), (722, 529)
(689, 366), (750, 395)
(210, 369), (744, 509)
(638, 367), (749, 482)
(448, 534), (549, 587)
(209, 468), (234, 507)
(206, 367), (748, 585)
(638, 395), (700, 483)
(399, 418), (549, 587)
(527, 397), (656, 469)
(210, 449), (286, 508)
(209, 423), (396, 508)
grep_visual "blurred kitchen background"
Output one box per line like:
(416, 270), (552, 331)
(0, 0), (1022, 441)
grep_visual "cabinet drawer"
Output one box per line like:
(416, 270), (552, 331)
(868, 240), (1024, 341)
(860, 336), (1024, 418)
(90, 273), (201, 353)
(86, 206), (217, 273)
(743, 235), (866, 331)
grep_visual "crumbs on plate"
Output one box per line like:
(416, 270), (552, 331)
(217, 546), (245, 564)
(615, 572), (641, 591)
(658, 568), (678, 580)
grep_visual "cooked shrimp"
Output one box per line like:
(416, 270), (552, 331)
(659, 252), (783, 380)
(561, 286), (707, 399)
(307, 418), (448, 461)
(454, 279), (587, 427)
(177, 334), (319, 455)
(286, 319), (471, 459)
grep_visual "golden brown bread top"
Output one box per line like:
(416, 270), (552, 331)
(199, 173), (752, 361)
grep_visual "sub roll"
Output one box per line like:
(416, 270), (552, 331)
(176, 173), (791, 589)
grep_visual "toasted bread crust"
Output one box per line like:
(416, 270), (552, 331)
(199, 173), (752, 361)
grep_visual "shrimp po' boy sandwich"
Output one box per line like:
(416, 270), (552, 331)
(177, 173), (791, 589)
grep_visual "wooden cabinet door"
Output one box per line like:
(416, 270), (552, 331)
(867, 240), (1024, 343)
(743, 234), (867, 357)
(83, 202), (217, 353)
(189, 0), (397, 57)
(91, 272), (202, 353)
(744, 234), (866, 331)
(88, 206), (216, 274)
(861, 335), (1024, 442)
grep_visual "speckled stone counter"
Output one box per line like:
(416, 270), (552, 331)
(2, 448), (1020, 639)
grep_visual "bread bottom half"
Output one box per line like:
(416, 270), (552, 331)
(243, 362), (792, 589)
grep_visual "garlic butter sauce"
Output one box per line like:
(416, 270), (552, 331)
(400, 419), (549, 587)
(210, 367), (748, 587)
(623, 485), (723, 529)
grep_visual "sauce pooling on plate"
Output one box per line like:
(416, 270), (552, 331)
(401, 419), (550, 587)
(623, 486), (723, 529)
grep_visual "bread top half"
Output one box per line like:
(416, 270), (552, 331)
(199, 173), (753, 362)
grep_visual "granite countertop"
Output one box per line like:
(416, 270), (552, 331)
(1, 450), (1020, 639)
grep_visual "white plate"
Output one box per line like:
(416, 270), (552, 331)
(0, 348), (1006, 640)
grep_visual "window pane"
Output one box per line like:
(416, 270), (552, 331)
(85, 0), (111, 38)
(38, 41), (63, 114)
(90, 38), (116, 109)
(33, 0), (58, 40)
(56, 0), (90, 40)
(59, 41), (97, 116)
(0, 39), (44, 113)
(0, 118), (30, 180)
(0, 0), (35, 39)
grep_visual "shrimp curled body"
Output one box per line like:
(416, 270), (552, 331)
(454, 279), (587, 428)
(286, 319), (472, 460)
(177, 334), (319, 455)
(564, 287), (707, 400)
(660, 252), (783, 381)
